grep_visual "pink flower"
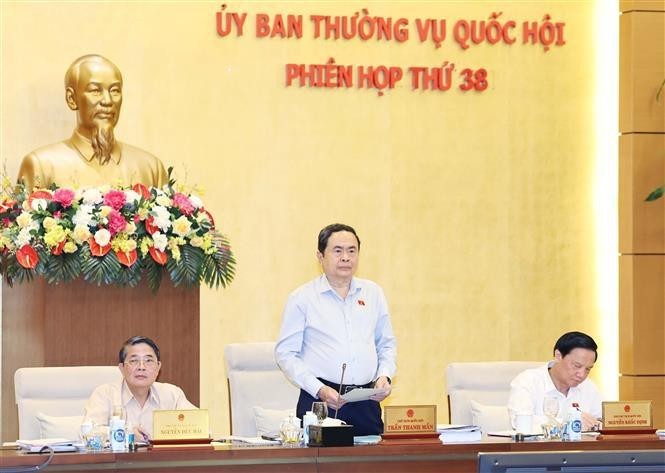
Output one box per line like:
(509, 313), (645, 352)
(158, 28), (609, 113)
(172, 193), (195, 216)
(107, 210), (127, 235)
(52, 188), (76, 208)
(103, 190), (126, 211)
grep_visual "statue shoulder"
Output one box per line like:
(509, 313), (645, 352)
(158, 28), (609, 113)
(17, 140), (77, 189)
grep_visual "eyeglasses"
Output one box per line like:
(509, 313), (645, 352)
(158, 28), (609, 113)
(125, 358), (158, 369)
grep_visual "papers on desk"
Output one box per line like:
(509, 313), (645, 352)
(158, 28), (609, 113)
(340, 387), (390, 402)
(215, 435), (280, 446)
(656, 429), (665, 439)
(16, 438), (83, 453)
(354, 435), (382, 445)
(437, 424), (482, 443)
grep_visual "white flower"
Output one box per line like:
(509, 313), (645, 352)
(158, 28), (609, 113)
(156, 195), (171, 207)
(93, 228), (111, 247)
(189, 195), (203, 209)
(172, 216), (192, 237)
(72, 205), (95, 227)
(30, 198), (48, 211)
(16, 227), (33, 247)
(125, 221), (137, 235)
(16, 211), (34, 229)
(152, 232), (168, 251)
(81, 188), (103, 205)
(151, 206), (172, 231)
(124, 189), (140, 204)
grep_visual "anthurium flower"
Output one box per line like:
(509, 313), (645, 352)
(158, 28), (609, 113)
(149, 246), (167, 265)
(88, 237), (111, 257)
(16, 244), (39, 269)
(52, 188), (76, 208)
(115, 249), (138, 267)
(51, 240), (66, 255)
(27, 189), (53, 210)
(142, 216), (157, 235)
(132, 183), (150, 200)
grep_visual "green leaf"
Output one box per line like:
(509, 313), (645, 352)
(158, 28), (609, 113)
(166, 244), (204, 287)
(201, 232), (236, 289)
(142, 258), (165, 293)
(41, 250), (82, 284)
(115, 262), (142, 287)
(80, 246), (122, 286)
(645, 186), (665, 201)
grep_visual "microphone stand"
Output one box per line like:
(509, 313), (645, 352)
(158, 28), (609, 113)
(334, 363), (347, 420)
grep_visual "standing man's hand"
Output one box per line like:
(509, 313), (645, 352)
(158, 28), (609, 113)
(317, 386), (346, 411)
(370, 376), (392, 401)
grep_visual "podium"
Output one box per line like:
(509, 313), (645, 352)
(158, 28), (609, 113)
(1, 278), (199, 442)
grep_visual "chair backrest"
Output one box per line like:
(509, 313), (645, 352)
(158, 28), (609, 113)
(15, 366), (122, 440)
(224, 342), (300, 437)
(446, 361), (542, 426)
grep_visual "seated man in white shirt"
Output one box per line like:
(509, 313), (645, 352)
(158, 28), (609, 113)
(84, 335), (196, 440)
(507, 331), (603, 431)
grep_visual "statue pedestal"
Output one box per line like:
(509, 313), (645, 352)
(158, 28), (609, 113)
(1, 278), (199, 442)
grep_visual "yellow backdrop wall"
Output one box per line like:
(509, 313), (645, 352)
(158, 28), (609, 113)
(0, 1), (617, 434)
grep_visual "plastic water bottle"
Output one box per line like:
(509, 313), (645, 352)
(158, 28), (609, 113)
(566, 403), (582, 441)
(110, 416), (126, 452)
(302, 411), (317, 446)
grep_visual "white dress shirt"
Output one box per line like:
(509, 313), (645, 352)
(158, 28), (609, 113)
(84, 380), (196, 438)
(275, 275), (397, 398)
(507, 362), (603, 427)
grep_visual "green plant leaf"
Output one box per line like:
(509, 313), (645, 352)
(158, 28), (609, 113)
(167, 245), (204, 287)
(645, 186), (665, 201)
(142, 258), (165, 293)
(80, 246), (122, 286)
(41, 251), (82, 284)
(201, 233), (236, 289)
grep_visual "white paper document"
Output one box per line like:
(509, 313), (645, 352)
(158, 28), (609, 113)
(340, 387), (389, 402)
(16, 438), (82, 453)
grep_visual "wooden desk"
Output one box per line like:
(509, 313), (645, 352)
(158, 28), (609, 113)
(2, 435), (663, 473)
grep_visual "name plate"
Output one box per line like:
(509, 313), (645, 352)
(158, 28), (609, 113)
(602, 401), (653, 430)
(384, 405), (437, 434)
(153, 409), (209, 441)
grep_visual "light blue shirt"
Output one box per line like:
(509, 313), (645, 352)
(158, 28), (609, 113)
(275, 275), (397, 398)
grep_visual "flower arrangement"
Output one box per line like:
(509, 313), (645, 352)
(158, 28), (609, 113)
(0, 169), (235, 291)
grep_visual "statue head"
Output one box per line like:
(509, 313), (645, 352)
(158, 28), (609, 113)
(64, 54), (123, 164)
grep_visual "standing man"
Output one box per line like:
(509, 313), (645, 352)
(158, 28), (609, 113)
(275, 223), (397, 436)
(507, 331), (603, 431)
(17, 54), (167, 190)
(84, 336), (196, 440)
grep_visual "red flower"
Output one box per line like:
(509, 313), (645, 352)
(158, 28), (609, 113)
(0, 198), (17, 213)
(27, 190), (53, 209)
(107, 210), (127, 235)
(132, 183), (151, 200)
(149, 246), (168, 265)
(52, 188), (76, 208)
(51, 240), (66, 255)
(115, 249), (138, 267)
(145, 216), (159, 235)
(103, 190), (126, 210)
(88, 238), (111, 257)
(16, 244), (39, 269)
(201, 208), (215, 229)
(172, 193), (195, 216)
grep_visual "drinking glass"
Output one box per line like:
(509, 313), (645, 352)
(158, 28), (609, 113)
(542, 396), (561, 440)
(311, 402), (328, 424)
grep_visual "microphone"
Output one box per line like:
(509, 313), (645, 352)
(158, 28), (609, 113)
(334, 363), (347, 420)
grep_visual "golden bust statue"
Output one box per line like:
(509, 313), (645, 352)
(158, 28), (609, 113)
(17, 54), (167, 190)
